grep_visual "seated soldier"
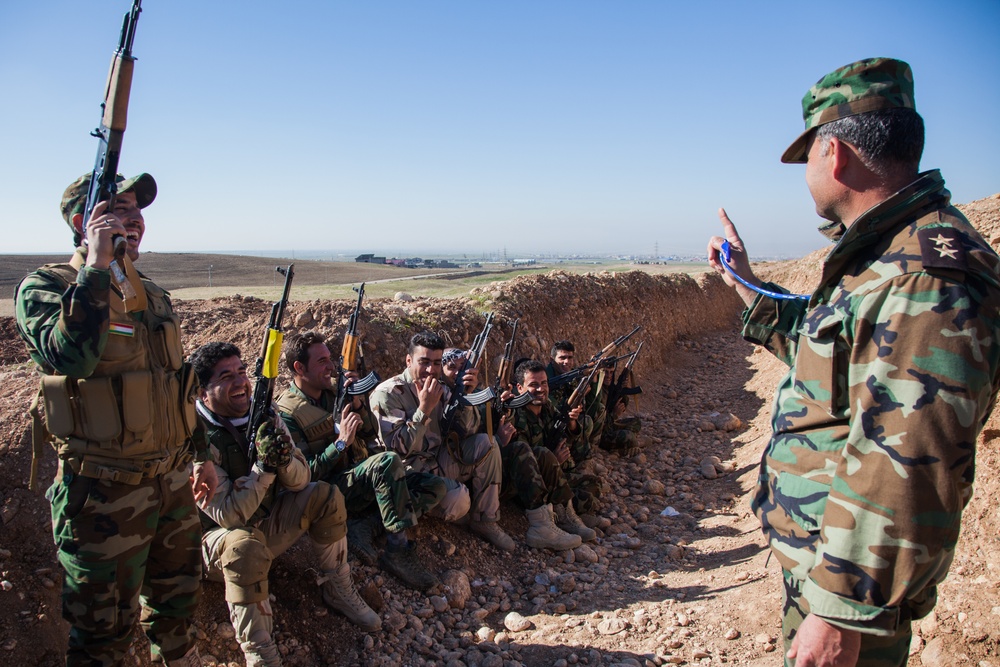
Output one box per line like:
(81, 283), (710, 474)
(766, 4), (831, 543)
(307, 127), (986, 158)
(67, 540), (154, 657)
(275, 330), (446, 592)
(370, 331), (515, 551)
(513, 360), (604, 519)
(441, 348), (591, 549)
(546, 340), (603, 465)
(190, 342), (379, 666)
(599, 362), (644, 456)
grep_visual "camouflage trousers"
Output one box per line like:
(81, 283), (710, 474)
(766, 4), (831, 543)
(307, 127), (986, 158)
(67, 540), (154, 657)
(587, 401), (607, 452)
(782, 571), (913, 667)
(331, 451), (447, 533)
(600, 415), (642, 452)
(47, 463), (201, 666)
(500, 440), (573, 510)
(564, 468), (603, 515)
(565, 414), (595, 471)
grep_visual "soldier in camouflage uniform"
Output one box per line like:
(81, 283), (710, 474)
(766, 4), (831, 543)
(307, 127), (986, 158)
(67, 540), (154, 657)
(275, 331), (446, 591)
(190, 342), (379, 666)
(549, 341), (644, 457)
(546, 341), (599, 459)
(15, 173), (214, 666)
(440, 349), (591, 549)
(370, 331), (516, 551)
(708, 58), (1000, 667)
(510, 360), (604, 517)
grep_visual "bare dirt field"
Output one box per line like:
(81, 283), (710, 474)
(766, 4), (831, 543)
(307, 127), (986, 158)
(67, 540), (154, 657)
(0, 194), (998, 667)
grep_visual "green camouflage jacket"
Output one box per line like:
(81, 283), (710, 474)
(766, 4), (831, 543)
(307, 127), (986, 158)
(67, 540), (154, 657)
(509, 399), (585, 452)
(276, 382), (379, 481)
(743, 170), (1000, 635)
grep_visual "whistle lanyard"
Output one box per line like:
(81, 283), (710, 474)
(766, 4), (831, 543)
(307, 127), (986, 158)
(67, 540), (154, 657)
(720, 241), (810, 302)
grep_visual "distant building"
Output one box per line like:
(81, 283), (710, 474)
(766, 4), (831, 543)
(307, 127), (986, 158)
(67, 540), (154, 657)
(355, 254), (387, 264)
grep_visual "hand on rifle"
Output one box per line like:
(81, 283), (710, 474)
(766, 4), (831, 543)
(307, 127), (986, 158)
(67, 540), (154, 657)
(338, 404), (367, 461)
(255, 420), (293, 472)
(553, 439), (571, 465)
(461, 366), (479, 391)
(567, 405), (584, 433)
(417, 376), (444, 415)
(496, 416), (516, 447)
(80, 200), (126, 271)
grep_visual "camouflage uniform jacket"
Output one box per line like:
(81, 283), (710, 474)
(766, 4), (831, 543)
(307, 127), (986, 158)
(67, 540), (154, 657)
(743, 170), (1000, 635)
(276, 382), (379, 481)
(509, 400), (585, 453)
(546, 360), (606, 422)
(369, 369), (480, 470)
(15, 247), (207, 477)
(196, 401), (310, 531)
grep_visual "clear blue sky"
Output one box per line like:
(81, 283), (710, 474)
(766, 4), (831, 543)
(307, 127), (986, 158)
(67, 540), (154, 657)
(1, 1), (997, 259)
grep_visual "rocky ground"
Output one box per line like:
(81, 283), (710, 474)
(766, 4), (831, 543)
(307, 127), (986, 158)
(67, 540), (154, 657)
(1, 194), (998, 667)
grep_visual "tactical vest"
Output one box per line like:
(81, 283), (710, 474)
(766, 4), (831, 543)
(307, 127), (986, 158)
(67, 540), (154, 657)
(275, 388), (337, 455)
(31, 261), (198, 484)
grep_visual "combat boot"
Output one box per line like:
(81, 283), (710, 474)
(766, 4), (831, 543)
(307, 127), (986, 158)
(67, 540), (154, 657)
(322, 562), (382, 632)
(347, 513), (382, 566)
(166, 646), (204, 667)
(525, 503), (581, 551)
(244, 640), (282, 667)
(380, 541), (440, 592)
(553, 502), (597, 542)
(469, 520), (516, 552)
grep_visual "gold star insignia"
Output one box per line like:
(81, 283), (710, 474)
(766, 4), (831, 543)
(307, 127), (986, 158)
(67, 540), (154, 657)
(936, 246), (958, 259)
(930, 234), (953, 247)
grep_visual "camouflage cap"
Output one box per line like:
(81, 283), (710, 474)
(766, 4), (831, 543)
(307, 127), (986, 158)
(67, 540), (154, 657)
(781, 57), (916, 164)
(60, 172), (157, 228)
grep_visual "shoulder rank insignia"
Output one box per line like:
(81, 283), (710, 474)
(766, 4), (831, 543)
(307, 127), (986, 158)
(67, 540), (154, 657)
(918, 227), (966, 271)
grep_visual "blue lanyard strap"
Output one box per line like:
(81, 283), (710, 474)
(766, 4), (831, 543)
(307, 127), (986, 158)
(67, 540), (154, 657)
(720, 241), (810, 302)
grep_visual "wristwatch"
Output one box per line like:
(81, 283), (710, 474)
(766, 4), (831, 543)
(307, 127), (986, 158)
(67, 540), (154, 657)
(334, 440), (347, 452)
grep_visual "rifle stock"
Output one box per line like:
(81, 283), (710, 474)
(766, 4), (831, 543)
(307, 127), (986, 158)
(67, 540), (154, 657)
(81, 0), (144, 304)
(334, 283), (380, 419)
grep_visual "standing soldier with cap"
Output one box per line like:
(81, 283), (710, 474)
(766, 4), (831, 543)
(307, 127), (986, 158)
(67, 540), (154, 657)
(14, 173), (217, 666)
(708, 58), (1000, 667)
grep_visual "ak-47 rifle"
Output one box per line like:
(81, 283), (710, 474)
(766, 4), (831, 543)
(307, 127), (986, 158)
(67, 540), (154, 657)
(334, 283), (381, 419)
(548, 325), (641, 448)
(547, 350), (635, 390)
(605, 342), (644, 417)
(82, 0), (144, 303)
(246, 265), (294, 464)
(440, 313), (496, 456)
(489, 319), (533, 425)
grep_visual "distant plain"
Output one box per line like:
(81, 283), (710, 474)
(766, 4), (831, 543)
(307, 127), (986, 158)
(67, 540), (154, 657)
(0, 252), (707, 316)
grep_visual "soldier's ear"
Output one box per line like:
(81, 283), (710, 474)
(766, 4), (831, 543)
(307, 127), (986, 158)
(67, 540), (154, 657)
(292, 360), (306, 376)
(71, 213), (85, 235)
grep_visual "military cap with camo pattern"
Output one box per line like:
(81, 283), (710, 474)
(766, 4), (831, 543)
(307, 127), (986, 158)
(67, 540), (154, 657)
(781, 57), (916, 164)
(60, 172), (157, 228)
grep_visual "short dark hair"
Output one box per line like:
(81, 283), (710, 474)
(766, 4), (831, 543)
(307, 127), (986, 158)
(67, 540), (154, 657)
(284, 330), (327, 374)
(550, 340), (574, 358)
(515, 359), (547, 386)
(815, 107), (924, 180)
(189, 342), (242, 387)
(410, 331), (445, 354)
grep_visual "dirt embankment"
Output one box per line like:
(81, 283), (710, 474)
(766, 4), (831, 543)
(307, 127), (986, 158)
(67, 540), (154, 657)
(0, 194), (998, 667)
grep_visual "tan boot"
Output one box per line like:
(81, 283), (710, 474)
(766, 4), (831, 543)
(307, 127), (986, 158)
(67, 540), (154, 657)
(322, 562), (382, 632)
(554, 502), (597, 542)
(525, 503), (582, 551)
(469, 520), (516, 551)
(166, 646), (204, 667)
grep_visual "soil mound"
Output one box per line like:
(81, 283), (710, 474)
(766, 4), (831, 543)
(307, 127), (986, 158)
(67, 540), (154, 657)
(0, 194), (997, 666)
